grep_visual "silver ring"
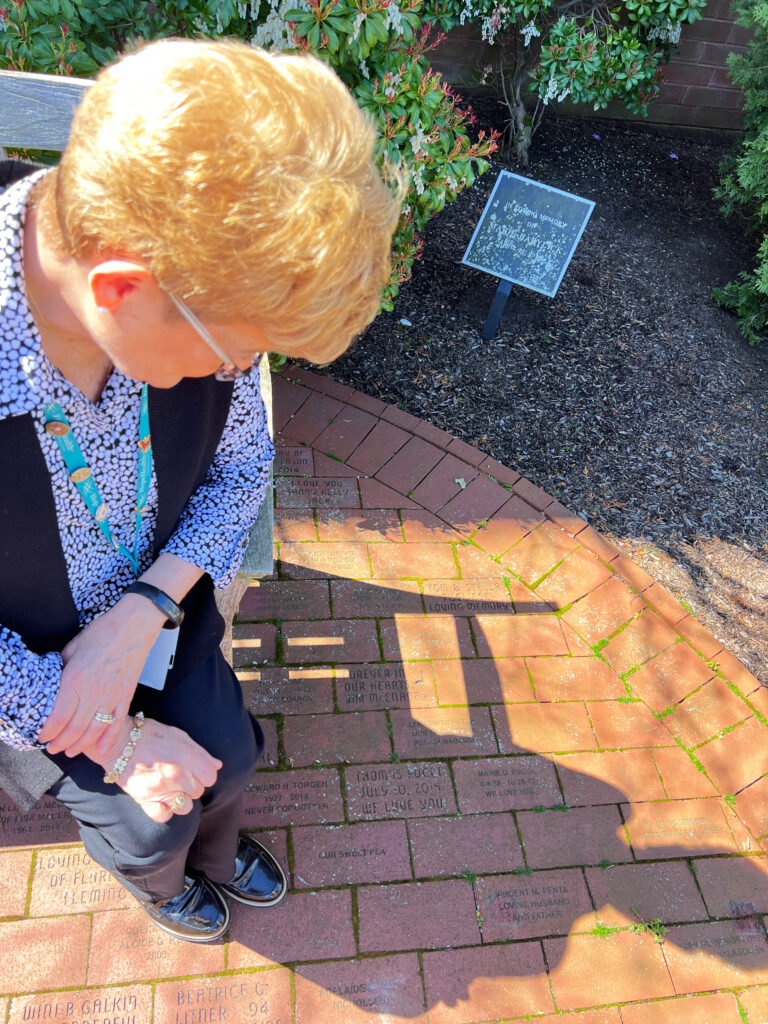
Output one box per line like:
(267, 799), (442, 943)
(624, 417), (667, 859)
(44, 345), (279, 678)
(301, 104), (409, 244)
(93, 712), (116, 724)
(167, 793), (188, 813)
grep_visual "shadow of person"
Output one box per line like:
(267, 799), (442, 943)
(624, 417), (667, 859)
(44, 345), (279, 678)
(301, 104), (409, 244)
(226, 567), (768, 1021)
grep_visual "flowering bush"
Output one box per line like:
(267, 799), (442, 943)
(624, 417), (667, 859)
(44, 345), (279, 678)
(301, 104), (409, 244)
(428, 0), (708, 164)
(1, 0), (499, 309)
(712, 0), (768, 345)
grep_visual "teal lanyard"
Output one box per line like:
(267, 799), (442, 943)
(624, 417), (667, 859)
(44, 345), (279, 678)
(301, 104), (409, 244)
(43, 384), (152, 578)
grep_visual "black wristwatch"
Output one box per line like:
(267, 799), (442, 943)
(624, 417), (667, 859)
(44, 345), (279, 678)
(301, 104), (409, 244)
(124, 581), (185, 627)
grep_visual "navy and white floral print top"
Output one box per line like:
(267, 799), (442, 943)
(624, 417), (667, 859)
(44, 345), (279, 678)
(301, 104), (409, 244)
(0, 170), (275, 751)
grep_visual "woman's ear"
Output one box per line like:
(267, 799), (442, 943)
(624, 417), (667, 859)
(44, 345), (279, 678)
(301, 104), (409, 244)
(88, 260), (156, 313)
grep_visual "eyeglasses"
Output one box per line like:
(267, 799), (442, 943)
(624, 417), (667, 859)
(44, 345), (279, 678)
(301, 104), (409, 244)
(169, 293), (259, 382)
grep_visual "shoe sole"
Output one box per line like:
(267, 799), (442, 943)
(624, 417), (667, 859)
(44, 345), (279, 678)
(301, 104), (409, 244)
(211, 858), (289, 909)
(140, 895), (231, 943)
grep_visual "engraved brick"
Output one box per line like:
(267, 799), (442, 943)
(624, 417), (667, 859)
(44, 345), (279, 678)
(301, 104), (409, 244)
(242, 768), (344, 827)
(664, 920), (768, 992)
(423, 944), (553, 1024)
(239, 580), (330, 620)
(273, 507), (317, 542)
(586, 860), (707, 928)
(229, 889), (356, 967)
(473, 614), (568, 657)
(295, 954), (427, 1024)
(283, 711), (392, 766)
(155, 971), (291, 1024)
(433, 656), (533, 705)
(280, 538), (372, 579)
(274, 444), (313, 476)
(336, 662), (437, 711)
(520, 805), (632, 868)
(330, 579), (423, 617)
(391, 706), (498, 758)
(493, 701), (596, 754)
(528, 656), (624, 700)
(9, 986), (151, 1024)
(477, 867), (595, 941)
(345, 761), (456, 820)
(408, 811), (523, 877)
(358, 879), (480, 952)
(453, 755), (561, 813)
(0, 792), (79, 849)
(0, 917), (89, 994)
(623, 799), (742, 858)
(0, 849), (31, 916)
(380, 615), (475, 661)
(423, 578), (512, 615)
(30, 845), (130, 916)
(293, 820), (411, 886)
(693, 854), (768, 917)
(239, 665), (334, 714)
(276, 476), (360, 508)
(282, 619), (380, 663)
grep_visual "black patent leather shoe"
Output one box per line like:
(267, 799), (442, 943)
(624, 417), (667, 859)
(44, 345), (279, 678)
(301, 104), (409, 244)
(210, 833), (287, 908)
(141, 875), (230, 942)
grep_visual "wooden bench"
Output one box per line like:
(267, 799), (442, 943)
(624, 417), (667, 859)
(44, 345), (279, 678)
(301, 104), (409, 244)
(0, 68), (274, 663)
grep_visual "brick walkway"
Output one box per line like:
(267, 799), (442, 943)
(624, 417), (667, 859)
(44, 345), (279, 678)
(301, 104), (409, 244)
(1, 365), (767, 1024)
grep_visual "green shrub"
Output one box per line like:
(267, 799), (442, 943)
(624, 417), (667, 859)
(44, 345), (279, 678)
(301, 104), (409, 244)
(0, 0), (499, 309)
(712, 0), (767, 345)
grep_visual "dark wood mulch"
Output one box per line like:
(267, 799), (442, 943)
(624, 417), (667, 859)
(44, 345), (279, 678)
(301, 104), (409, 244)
(303, 99), (768, 680)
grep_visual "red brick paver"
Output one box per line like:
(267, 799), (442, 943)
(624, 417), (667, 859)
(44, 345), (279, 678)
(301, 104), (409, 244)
(2, 371), (764, 1023)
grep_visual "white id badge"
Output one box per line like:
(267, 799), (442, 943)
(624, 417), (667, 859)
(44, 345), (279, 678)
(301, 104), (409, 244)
(138, 625), (179, 691)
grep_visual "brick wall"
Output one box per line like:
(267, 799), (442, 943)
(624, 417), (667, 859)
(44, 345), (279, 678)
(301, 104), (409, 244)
(430, 0), (750, 131)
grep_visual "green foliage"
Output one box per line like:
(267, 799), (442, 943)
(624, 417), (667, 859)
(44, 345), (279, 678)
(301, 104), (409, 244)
(713, 0), (768, 344)
(0, 0), (498, 310)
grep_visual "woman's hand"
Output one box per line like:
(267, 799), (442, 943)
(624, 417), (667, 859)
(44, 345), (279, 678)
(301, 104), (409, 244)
(38, 594), (166, 757)
(87, 716), (222, 824)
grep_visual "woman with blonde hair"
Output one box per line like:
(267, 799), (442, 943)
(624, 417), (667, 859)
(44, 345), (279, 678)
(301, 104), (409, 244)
(0, 37), (400, 941)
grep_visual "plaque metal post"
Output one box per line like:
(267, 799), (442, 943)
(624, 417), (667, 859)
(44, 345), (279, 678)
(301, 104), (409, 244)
(481, 279), (513, 340)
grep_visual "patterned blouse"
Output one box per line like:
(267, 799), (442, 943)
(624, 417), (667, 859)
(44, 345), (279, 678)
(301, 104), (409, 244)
(0, 170), (275, 751)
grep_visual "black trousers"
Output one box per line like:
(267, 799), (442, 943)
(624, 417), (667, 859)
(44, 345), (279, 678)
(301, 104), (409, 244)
(47, 650), (260, 902)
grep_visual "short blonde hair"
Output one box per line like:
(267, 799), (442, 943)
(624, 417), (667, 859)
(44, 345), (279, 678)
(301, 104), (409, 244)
(43, 38), (402, 362)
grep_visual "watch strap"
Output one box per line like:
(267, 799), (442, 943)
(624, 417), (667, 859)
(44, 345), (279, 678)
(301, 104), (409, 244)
(124, 581), (185, 627)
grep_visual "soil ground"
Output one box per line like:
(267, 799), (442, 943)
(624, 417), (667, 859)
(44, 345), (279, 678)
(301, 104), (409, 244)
(308, 99), (768, 681)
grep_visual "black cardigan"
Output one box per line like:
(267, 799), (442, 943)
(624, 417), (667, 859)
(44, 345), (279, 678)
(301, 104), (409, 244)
(0, 162), (235, 808)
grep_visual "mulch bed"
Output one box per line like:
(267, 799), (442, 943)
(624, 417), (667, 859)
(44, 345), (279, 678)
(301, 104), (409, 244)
(302, 98), (768, 680)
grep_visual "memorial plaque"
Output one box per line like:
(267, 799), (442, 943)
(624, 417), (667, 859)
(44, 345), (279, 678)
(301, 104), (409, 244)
(0, 791), (79, 848)
(476, 868), (593, 941)
(274, 444), (314, 476)
(9, 985), (151, 1024)
(664, 920), (768, 990)
(276, 476), (360, 508)
(336, 662), (437, 710)
(293, 820), (411, 886)
(331, 579), (423, 618)
(239, 580), (330, 621)
(623, 800), (739, 859)
(462, 171), (595, 298)
(391, 706), (498, 759)
(243, 768), (344, 827)
(423, 579), (513, 616)
(240, 665), (335, 715)
(155, 969), (292, 1024)
(453, 756), (561, 812)
(345, 761), (456, 820)
(30, 846), (131, 916)
(88, 907), (224, 984)
(295, 954), (427, 1024)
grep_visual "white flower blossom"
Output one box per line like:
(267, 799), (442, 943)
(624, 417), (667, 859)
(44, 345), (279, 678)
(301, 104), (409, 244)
(350, 11), (367, 42)
(411, 163), (425, 196)
(385, 0), (405, 34)
(521, 20), (540, 47)
(410, 122), (429, 156)
(251, 0), (259, 15)
(542, 74), (558, 105)
(0, 12), (8, 30)
(216, 6), (224, 33)
(557, 83), (570, 102)
(250, 0), (310, 50)
(238, 2), (248, 16)
(193, 14), (208, 31)
(481, 5), (509, 46)
(647, 18), (681, 43)
(359, 58), (370, 78)
(459, 0), (475, 26)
